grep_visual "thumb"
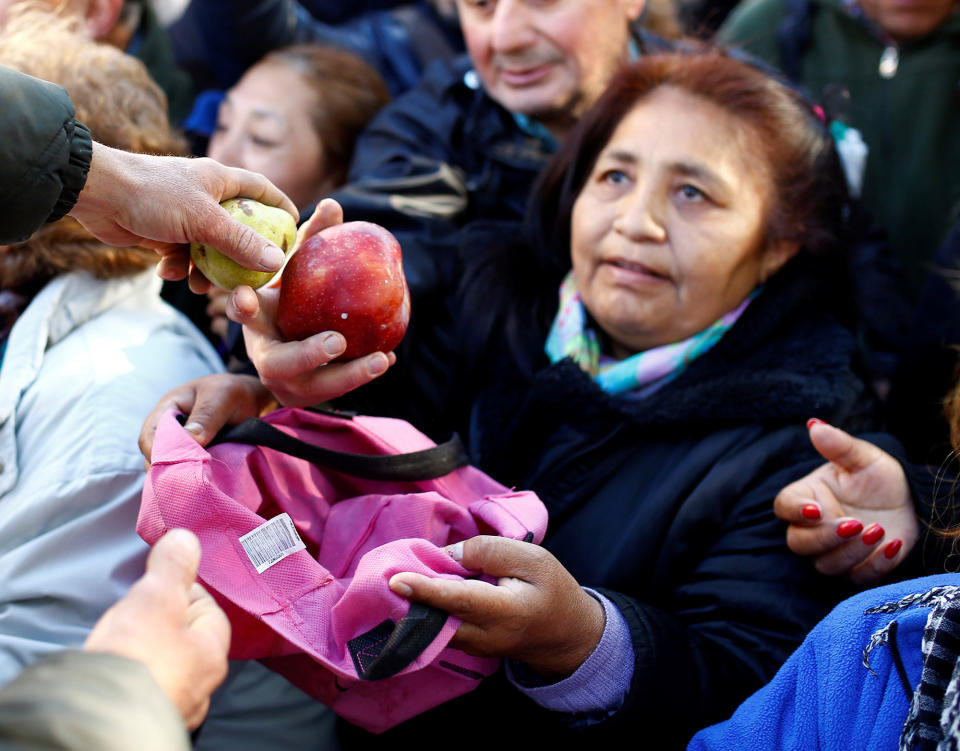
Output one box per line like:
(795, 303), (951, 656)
(808, 420), (881, 473)
(146, 529), (202, 591)
(194, 206), (286, 274)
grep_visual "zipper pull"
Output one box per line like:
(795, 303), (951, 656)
(879, 45), (899, 79)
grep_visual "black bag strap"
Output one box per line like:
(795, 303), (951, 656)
(213, 416), (470, 482)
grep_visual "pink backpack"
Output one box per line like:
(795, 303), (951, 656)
(138, 407), (548, 733)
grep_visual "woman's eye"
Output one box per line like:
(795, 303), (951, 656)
(250, 136), (279, 148)
(678, 184), (706, 201)
(601, 169), (629, 185)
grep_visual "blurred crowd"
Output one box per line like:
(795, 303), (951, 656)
(0, 0), (958, 749)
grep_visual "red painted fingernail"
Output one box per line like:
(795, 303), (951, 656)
(861, 523), (884, 546)
(837, 519), (863, 539)
(884, 539), (903, 559)
(801, 504), (821, 520)
(806, 418), (826, 429)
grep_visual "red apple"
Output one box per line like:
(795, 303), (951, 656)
(275, 221), (410, 360)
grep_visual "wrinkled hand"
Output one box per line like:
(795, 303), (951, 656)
(389, 536), (605, 680)
(775, 420), (919, 585)
(84, 529), (230, 729)
(138, 373), (274, 466)
(226, 198), (396, 407)
(70, 143), (298, 291)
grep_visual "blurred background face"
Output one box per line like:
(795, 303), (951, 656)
(207, 60), (329, 212)
(858, 0), (957, 41)
(455, 0), (644, 134)
(570, 86), (791, 357)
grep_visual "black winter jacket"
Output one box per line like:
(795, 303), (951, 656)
(337, 260), (891, 747)
(0, 67), (91, 245)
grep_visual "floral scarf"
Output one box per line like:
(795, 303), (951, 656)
(544, 271), (757, 398)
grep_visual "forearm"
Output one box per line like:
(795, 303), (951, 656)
(0, 651), (189, 751)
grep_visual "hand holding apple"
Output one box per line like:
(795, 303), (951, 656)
(275, 221), (410, 360)
(224, 199), (398, 409)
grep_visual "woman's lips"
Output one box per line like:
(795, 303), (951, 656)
(603, 258), (668, 281)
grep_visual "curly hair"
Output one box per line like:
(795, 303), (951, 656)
(0, 6), (187, 288)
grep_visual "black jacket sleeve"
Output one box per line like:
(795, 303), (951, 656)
(0, 66), (92, 244)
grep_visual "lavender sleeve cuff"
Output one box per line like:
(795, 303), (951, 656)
(505, 588), (634, 717)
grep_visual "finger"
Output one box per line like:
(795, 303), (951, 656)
(185, 583), (231, 652)
(785, 516), (864, 557)
(847, 538), (906, 586)
(188, 263), (213, 295)
(179, 374), (267, 446)
(139, 388), (200, 463)
(389, 572), (505, 623)
(217, 162), (298, 221)
(812, 526), (885, 577)
(774, 480), (826, 525)
(226, 285), (269, 332)
(156, 251), (190, 282)
(295, 198), (344, 248)
(453, 536), (552, 581)
(185, 697), (212, 732)
(146, 529), (202, 591)
(288, 352), (391, 399)
(188, 203), (287, 275)
(807, 420), (883, 474)
(254, 332), (349, 381)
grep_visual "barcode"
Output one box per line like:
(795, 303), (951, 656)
(239, 513), (306, 573)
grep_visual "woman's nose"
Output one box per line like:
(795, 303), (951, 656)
(613, 186), (667, 243)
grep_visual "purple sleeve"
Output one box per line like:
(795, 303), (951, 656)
(504, 588), (634, 718)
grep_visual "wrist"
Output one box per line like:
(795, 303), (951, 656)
(525, 588), (606, 679)
(70, 142), (132, 225)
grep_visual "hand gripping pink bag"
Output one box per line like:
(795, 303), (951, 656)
(138, 407), (548, 733)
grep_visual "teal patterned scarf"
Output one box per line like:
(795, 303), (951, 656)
(544, 271), (758, 397)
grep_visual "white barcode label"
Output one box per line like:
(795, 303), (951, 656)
(239, 513), (306, 573)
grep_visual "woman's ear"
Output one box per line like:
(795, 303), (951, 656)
(760, 240), (801, 282)
(83, 0), (124, 40)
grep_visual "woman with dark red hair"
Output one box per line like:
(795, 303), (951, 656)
(140, 47), (894, 747)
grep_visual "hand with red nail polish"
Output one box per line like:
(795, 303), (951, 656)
(836, 519), (863, 539)
(861, 523), (885, 546)
(773, 420), (918, 585)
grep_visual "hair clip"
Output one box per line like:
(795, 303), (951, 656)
(812, 105), (827, 124)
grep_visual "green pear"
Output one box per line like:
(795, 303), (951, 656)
(190, 197), (298, 290)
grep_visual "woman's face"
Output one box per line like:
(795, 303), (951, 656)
(208, 61), (330, 212)
(570, 85), (795, 358)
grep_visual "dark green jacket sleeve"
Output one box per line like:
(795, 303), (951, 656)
(0, 65), (92, 245)
(0, 651), (190, 750)
(715, 0), (789, 66)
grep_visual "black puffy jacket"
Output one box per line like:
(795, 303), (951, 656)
(334, 256), (893, 747)
(0, 67), (91, 245)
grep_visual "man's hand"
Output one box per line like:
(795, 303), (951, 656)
(775, 420), (919, 585)
(70, 143), (298, 291)
(84, 529), (230, 729)
(389, 536), (605, 680)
